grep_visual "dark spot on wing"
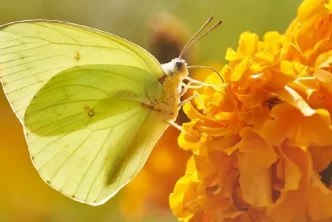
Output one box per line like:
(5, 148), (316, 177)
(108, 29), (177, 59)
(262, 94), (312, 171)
(84, 105), (94, 117)
(88, 109), (94, 117)
(74, 52), (81, 62)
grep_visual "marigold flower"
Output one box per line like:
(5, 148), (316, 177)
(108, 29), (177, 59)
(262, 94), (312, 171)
(170, 0), (332, 221)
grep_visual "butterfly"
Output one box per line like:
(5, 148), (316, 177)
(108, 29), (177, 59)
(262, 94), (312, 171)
(0, 17), (222, 205)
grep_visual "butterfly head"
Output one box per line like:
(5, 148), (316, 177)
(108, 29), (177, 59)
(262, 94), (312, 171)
(161, 58), (188, 78)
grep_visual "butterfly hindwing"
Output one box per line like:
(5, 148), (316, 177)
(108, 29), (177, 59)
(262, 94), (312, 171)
(24, 64), (168, 205)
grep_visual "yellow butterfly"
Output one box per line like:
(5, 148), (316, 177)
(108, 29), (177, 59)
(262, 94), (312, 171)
(0, 17), (222, 205)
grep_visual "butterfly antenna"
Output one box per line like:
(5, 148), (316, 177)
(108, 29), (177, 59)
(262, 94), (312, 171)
(179, 17), (222, 59)
(179, 16), (214, 59)
(187, 65), (224, 83)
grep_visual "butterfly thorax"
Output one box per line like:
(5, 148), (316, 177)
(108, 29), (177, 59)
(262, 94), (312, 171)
(151, 58), (188, 122)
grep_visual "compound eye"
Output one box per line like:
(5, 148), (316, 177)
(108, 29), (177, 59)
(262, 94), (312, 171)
(175, 61), (184, 70)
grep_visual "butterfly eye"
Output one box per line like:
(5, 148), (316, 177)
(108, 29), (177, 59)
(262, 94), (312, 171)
(175, 61), (184, 70)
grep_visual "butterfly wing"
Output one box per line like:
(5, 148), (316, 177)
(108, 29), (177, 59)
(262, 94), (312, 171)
(0, 21), (169, 205)
(0, 20), (164, 120)
(24, 64), (168, 205)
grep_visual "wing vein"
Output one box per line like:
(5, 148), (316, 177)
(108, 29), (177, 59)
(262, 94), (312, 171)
(2, 51), (74, 71)
(0, 42), (50, 57)
(0, 30), (121, 50)
(34, 23), (80, 45)
(0, 36), (24, 43)
(0, 41), (48, 51)
(26, 110), (86, 129)
(35, 84), (110, 99)
(73, 128), (114, 198)
(25, 99), (101, 116)
(47, 131), (93, 184)
(95, 110), (150, 201)
(27, 114), (89, 144)
(59, 24), (151, 71)
(1, 65), (71, 81)
(38, 131), (91, 172)
(86, 108), (146, 197)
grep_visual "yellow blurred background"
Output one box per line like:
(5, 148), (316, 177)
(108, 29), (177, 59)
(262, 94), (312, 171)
(0, 0), (302, 221)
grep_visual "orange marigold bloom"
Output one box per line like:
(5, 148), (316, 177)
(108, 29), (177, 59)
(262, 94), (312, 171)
(170, 0), (332, 221)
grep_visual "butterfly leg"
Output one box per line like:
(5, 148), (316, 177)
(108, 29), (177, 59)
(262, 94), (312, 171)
(180, 82), (205, 97)
(180, 76), (223, 97)
(184, 77), (224, 91)
(165, 120), (199, 141)
(178, 93), (207, 114)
